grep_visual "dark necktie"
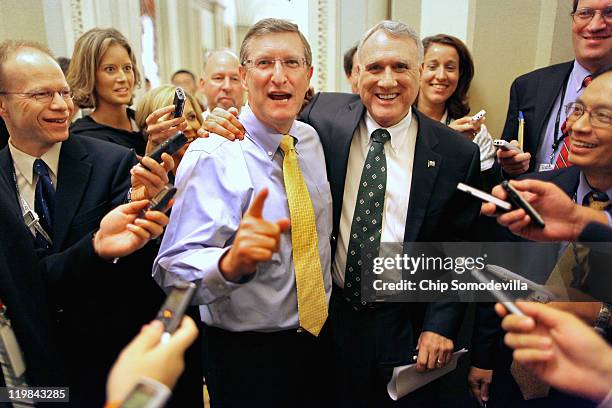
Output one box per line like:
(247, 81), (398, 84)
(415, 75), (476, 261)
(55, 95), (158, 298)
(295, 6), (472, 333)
(343, 128), (390, 309)
(545, 191), (610, 292)
(33, 158), (55, 249)
(583, 190), (610, 210)
(555, 75), (592, 169)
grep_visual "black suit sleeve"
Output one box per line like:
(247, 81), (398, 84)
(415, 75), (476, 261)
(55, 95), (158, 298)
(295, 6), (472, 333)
(39, 146), (133, 286)
(39, 231), (109, 286)
(579, 221), (612, 242)
(470, 302), (502, 369)
(501, 79), (520, 143)
(490, 78), (522, 182)
(422, 302), (467, 341)
(422, 142), (480, 340)
(297, 91), (321, 125)
(112, 149), (137, 207)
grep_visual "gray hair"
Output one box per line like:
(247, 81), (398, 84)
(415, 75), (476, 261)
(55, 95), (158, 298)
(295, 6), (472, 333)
(357, 20), (423, 64)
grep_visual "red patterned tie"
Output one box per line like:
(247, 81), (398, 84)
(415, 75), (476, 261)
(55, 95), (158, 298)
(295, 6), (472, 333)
(555, 75), (592, 169)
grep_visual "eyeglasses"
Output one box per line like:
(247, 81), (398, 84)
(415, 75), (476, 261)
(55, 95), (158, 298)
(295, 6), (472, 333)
(242, 58), (308, 72)
(565, 102), (612, 128)
(0, 89), (74, 103)
(571, 6), (612, 24)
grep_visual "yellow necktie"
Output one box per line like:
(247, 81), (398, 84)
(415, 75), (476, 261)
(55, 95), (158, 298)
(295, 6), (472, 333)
(279, 134), (327, 336)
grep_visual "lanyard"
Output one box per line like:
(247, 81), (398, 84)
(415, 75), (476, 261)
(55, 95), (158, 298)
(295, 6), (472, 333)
(0, 300), (7, 326)
(549, 70), (573, 163)
(8, 154), (53, 246)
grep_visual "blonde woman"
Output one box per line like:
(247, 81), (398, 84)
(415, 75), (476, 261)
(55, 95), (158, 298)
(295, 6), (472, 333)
(67, 28), (146, 154)
(136, 85), (204, 172)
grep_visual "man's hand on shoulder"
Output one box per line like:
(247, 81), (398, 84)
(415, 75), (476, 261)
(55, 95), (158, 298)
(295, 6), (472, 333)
(203, 107), (245, 141)
(219, 188), (290, 282)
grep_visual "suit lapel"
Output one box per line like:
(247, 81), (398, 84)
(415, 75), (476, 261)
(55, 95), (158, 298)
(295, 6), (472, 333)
(555, 166), (581, 197)
(532, 62), (573, 155)
(404, 112), (441, 242)
(328, 99), (364, 214)
(53, 137), (92, 251)
(0, 147), (18, 202)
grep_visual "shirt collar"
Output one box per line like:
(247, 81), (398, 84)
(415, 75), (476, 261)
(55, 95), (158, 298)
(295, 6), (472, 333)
(8, 139), (62, 185)
(363, 108), (413, 152)
(440, 110), (449, 124)
(577, 171), (612, 206)
(239, 105), (301, 160)
(570, 60), (593, 93)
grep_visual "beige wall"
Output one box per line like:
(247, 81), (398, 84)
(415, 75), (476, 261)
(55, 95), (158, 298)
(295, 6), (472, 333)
(469, 0), (542, 137)
(0, 0), (47, 44)
(391, 0), (421, 36)
(550, 0), (575, 65)
(468, 0), (574, 137)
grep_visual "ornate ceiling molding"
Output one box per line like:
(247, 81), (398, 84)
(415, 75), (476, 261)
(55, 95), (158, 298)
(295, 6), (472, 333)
(316, 0), (328, 91)
(70, 0), (84, 41)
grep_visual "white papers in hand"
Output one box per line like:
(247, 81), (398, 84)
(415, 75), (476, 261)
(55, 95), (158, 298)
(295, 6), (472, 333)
(387, 348), (468, 401)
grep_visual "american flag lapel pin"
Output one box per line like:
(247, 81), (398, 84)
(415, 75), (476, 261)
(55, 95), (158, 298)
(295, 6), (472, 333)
(427, 160), (436, 168)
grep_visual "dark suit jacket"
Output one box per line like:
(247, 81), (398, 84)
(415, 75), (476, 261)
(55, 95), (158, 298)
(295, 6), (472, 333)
(523, 168), (612, 303)
(0, 118), (7, 150)
(580, 222), (612, 242)
(299, 92), (482, 341)
(0, 135), (139, 404)
(0, 135), (133, 282)
(489, 167), (599, 407)
(0, 173), (64, 390)
(501, 61), (574, 174)
(0, 152), (119, 407)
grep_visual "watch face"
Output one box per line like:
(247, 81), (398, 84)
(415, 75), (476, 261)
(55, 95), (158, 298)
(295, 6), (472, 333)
(121, 382), (157, 408)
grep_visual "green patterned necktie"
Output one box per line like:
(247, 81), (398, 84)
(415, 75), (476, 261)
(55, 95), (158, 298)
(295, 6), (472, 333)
(343, 128), (391, 309)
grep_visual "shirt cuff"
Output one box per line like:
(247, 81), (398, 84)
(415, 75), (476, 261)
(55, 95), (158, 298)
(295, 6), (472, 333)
(198, 247), (252, 301)
(597, 389), (612, 408)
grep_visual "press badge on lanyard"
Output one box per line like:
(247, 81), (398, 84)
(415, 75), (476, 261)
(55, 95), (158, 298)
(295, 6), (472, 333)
(539, 163), (555, 172)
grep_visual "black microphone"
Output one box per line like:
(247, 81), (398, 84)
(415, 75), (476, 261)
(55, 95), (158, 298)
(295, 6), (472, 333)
(148, 131), (189, 162)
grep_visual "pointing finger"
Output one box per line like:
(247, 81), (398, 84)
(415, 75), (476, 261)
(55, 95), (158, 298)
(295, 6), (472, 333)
(245, 188), (269, 219)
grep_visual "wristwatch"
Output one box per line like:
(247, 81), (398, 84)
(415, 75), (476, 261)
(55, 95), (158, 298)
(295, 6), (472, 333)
(594, 302), (612, 332)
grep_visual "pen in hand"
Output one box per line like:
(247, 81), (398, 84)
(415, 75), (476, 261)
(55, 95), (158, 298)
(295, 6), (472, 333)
(518, 111), (525, 150)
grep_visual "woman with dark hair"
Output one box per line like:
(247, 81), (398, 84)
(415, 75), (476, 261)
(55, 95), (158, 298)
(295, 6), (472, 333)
(416, 34), (495, 173)
(67, 28), (146, 155)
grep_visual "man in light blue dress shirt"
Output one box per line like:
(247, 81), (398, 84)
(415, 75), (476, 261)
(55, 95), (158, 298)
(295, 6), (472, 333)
(153, 18), (332, 408)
